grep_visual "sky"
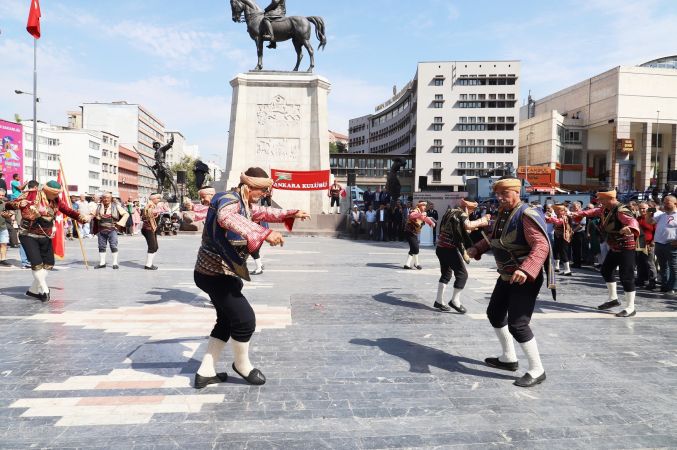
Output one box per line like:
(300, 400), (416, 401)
(1, 0), (676, 167)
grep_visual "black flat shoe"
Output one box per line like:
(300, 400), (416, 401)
(513, 372), (546, 387)
(94, 264), (106, 269)
(144, 265), (158, 270)
(414, 265), (423, 270)
(485, 357), (518, 372)
(448, 302), (467, 314)
(25, 290), (42, 300)
(112, 265), (119, 270)
(433, 301), (451, 312)
(194, 372), (228, 389)
(615, 309), (636, 318)
(597, 299), (621, 310)
(40, 292), (50, 302)
(232, 363), (266, 385)
(563, 272), (573, 276)
(403, 265), (412, 270)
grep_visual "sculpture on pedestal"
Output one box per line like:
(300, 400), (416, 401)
(229, 0), (327, 72)
(150, 134), (178, 201)
(194, 159), (210, 190)
(386, 158), (406, 207)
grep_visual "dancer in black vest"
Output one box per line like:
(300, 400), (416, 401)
(92, 192), (129, 269)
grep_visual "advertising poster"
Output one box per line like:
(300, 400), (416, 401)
(0, 119), (24, 183)
(271, 169), (330, 191)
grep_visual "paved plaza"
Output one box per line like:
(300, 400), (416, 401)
(0, 233), (676, 449)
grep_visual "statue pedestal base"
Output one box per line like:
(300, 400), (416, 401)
(224, 71), (331, 215)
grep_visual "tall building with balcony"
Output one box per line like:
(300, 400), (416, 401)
(348, 61), (520, 192)
(519, 56), (677, 192)
(118, 144), (139, 201)
(100, 132), (120, 196)
(79, 102), (167, 200)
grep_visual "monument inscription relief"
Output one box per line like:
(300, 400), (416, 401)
(256, 138), (301, 162)
(257, 95), (301, 127)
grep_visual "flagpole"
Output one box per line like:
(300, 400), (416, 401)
(59, 158), (90, 270)
(32, 37), (38, 181)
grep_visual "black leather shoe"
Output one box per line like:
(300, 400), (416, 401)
(597, 299), (621, 310)
(415, 265), (423, 270)
(485, 357), (518, 372)
(646, 281), (657, 290)
(448, 302), (467, 314)
(194, 372), (228, 389)
(40, 292), (50, 302)
(563, 271), (573, 276)
(232, 363), (266, 385)
(403, 265), (412, 270)
(112, 265), (119, 270)
(94, 264), (106, 269)
(144, 265), (158, 270)
(615, 309), (636, 317)
(433, 301), (452, 312)
(513, 372), (546, 387)
(26, 290), (42, 300)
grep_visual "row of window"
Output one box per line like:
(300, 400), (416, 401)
(25, 135), (60, 146)
(101, 163), (118, 174)
(102, 135), (118, 146)
(101, 179), (118, 187)
(459, 93), (515, 100)
(457, 124), (516, 131)
(370, 100), (410, 127)
(455, 146), (515, 154)
(459, 116), (515, 124)
(456, 78), (517, 86)
(138, 111), (163, 134)
(459, 139), (514, 146)
(101, 149), (118, 159)
(457, 101), (518, 108)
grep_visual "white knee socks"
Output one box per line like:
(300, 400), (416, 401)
(606, 282), (618, 301)
(112, 252), (119, 266)
(450, 287), (463, 307)
(435, 282), (446, 304)
(99, 252), (106, 266)
(413, 254), (420, 266)
(404, 255), (413, 268)
(255, 257), (263, 272)
(35, 269), (49, 294)
(231, 339), (254, 376)
(145, 252), (155, 268)
(30, 270), (41, 294)
(520, 338), (545, 378)
(563, 261), (571, 274)
(624, 290), (636, 314)
(494, 326), (517, 363)
(554, 260), (560, 270)
(197, 337), (227, 377)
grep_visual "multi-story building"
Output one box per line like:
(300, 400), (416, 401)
(519, 56), (677, 192)
(21, 121), (103, 194)
(79, 102), (167, 200)
(118, 144), (139, 201)
(348, 61), (520, 192)
(100, 132), (120, 196)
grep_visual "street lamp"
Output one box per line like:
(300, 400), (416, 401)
(14, 88), (39, 180)
(525, 128), (534, 184)
(654, 110), (660, 186)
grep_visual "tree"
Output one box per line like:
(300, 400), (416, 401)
(170, 155), (201, 200)
(329, 141), (347, 154)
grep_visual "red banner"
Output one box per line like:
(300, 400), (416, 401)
(271, 169), (330, 191)
(52, 170), (67, 259)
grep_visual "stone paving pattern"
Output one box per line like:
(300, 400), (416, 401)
(0, 233), (676, 449)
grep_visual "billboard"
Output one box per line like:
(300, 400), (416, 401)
(271, 169), (330, 191)
(0, 119), (24, 183)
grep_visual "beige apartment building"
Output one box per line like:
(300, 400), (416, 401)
(519, 56), (677, 192)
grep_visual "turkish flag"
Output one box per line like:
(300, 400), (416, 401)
(52, 171), (68, 259)
(26, 0), (41, 39)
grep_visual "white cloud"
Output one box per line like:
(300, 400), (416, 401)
(0, 0), (25, 22)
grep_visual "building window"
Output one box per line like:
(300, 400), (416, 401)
(432, 139), (443, 153)
(434, 117), (443, 123)
(433, 78), (444, 86)
(563, 148), (582, 164)
(89, 141), (100, 151)
(432, 124), (443, 131)
(651, 134), (663, 148)
(89, 171), (100, 180)
(432, 162), (442, 182)
(89, 156), (100, 165)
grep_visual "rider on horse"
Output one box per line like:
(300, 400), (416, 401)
(261, 0), (286, 49)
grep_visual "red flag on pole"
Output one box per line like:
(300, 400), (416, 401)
(52, 170), (68, 259)
(26, 0), (41, 39)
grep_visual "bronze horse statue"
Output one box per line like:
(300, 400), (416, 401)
(230, 0), (326, 72)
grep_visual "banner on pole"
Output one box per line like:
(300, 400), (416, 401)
(0, 120), (24, 185)
(26, 0), (42, 39)
(271, 169), (330, 191)
(52, 170), (68, 259)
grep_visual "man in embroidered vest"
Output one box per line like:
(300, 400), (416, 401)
(6, 181), (90, 302)
(545, 204), (573, 276)
(573, 189), (640, 317)
(403, 200), (435, 269)
(193, 167), (310, 389)
(434, 198), (491, 313)
(92, 192), (129, 269)
(468, 177), (554, 387)
(141, 194), (169, 270)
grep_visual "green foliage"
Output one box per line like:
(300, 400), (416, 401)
(169, 156), (200, 200)
(329, 141), (347, 154)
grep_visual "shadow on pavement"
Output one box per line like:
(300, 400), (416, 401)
(141, 287), (206, 306)
(372, 291), (435, 311)
(366, 262), (406, 270)
(350, 337), (515, 380)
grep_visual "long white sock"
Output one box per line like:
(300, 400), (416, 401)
(197, 337), (227, 377)
(519, 338), (545, 378)
(494, 326), (517, 363)
(255, 257), (263, 271)
(405, 255), (413, 267)
(624, 290), (636, 313)
(450, 287), (463, 307)
(554, 260), (560, 270)
(30, 270), (41, 294)
(413, 254), (420, 266)
(563, 261), (571, 273)
(99, 252), (106, 266)
(435, 282), (446, 304)
(606, 282), (618, 301)
(112, 252), (119, 266)
(145, 252), (155, 268)
(35, 269), (49, 294)
(231, 339), (254, 376)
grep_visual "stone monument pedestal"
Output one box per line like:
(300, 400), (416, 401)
(224, 71), (331, 215)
